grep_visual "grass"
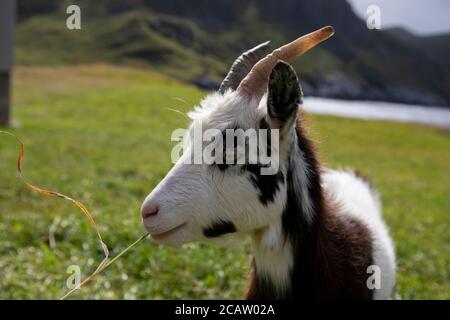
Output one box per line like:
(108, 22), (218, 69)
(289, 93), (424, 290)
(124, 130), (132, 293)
(0, 65), (449, 299)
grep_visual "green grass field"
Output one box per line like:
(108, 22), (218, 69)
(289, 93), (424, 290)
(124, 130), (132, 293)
(0, 65), (448, 299)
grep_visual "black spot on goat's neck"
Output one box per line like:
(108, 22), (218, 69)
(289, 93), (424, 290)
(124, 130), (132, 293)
(281, 121), (325, 299)
(203, 220), (237, 238)
(282, 122), (323, 245)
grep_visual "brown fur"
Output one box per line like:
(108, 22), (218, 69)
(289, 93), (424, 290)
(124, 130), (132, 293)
(310, 200), (373, 299)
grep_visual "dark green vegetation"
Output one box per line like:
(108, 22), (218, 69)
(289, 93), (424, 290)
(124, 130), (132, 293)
(0, 65), (449, 299)
(16, 0), (450, 106)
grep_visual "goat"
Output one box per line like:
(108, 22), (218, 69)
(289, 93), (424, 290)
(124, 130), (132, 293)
(141, 26), (396, 300)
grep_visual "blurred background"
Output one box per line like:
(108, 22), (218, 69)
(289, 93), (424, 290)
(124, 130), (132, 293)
(0, 0), (449, 299)
(12, 0), (450, 106)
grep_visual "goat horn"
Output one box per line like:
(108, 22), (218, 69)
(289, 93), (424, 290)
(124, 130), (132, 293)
(219, 41), (271, 93)
(237, 26), (334, 100)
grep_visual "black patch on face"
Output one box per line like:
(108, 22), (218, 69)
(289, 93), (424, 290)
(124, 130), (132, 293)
(210, 119), (283, 205)
(244, 164), (284, 205)
(203, 220), (237, 238)
(242, 118), (283, 205)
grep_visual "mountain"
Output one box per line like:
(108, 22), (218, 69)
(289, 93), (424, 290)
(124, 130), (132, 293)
(386, 27), (450, 65)
(15, 0), (450, 107)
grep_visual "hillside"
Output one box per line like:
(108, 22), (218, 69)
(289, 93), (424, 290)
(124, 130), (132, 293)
(15, 0), (450, 107)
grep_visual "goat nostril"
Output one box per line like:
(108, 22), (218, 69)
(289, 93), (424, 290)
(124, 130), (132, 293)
(142, 206), (158, 218)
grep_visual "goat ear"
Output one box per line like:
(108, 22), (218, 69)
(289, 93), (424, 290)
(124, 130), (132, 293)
(266, 61), (302, 129)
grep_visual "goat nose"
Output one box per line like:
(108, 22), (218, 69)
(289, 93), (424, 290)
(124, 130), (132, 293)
(141, 200), (159, 219)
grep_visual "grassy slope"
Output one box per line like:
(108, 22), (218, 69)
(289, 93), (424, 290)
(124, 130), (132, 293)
(15, 13), (230, 83)
(0, 65), (448, 299)
(15, 11), (339, 86)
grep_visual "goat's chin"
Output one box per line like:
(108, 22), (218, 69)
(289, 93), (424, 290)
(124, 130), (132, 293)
(150, 224), (194, 247)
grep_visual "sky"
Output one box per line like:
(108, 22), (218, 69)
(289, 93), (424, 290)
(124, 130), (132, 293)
(346, 0), (450, 35)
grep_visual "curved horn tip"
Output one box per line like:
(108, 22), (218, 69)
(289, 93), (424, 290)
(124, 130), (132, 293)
(245, 40), (271, 54)
(246, 40), (271, 53)
(320, 25), (335, 37)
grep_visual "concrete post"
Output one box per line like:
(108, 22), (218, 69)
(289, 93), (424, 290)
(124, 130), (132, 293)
(0, 0), (16, 126)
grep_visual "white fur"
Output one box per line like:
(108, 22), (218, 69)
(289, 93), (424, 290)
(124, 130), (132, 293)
(290, 139), (315, 223)
(322, 169), (396, 299)
(252, 220), (294, 294)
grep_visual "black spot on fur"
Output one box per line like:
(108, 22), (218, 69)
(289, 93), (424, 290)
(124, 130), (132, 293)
(222, 118), (283, 205)
(203, 220), (237, 238)
(259, 118), (272, 157)
(245, 164), (284, 205)
(217, 163), (229, 171)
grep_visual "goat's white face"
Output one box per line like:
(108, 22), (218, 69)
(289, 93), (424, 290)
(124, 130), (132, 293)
(141, 62), (302, 246)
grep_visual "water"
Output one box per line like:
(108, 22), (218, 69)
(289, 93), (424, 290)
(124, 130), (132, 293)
(302, 97), (450, 127)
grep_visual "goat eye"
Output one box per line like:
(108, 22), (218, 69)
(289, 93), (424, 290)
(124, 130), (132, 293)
(209, 128), (252, 170)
